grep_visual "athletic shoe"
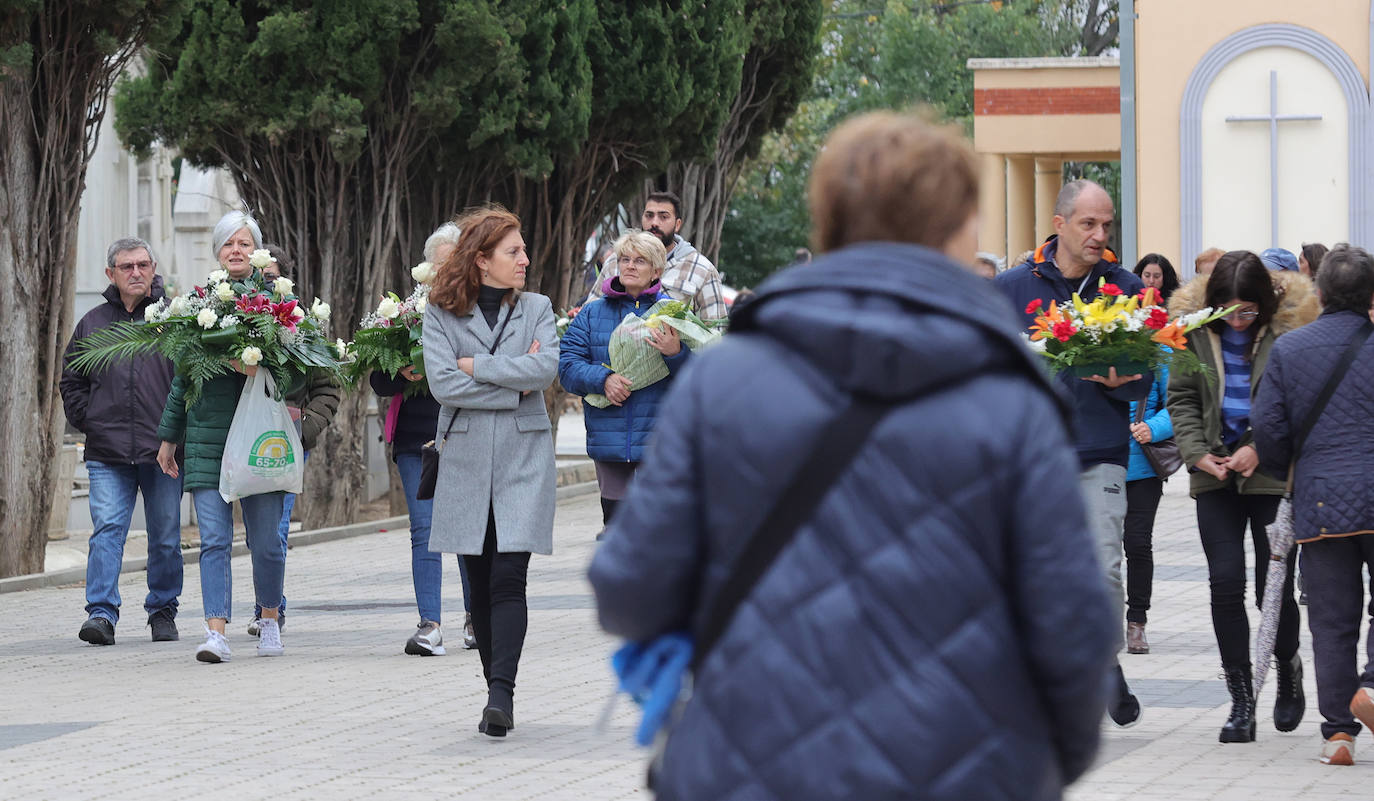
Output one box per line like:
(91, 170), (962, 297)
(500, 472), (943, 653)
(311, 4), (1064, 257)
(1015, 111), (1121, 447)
(1351, 687), (1374, 731)
(256, 618), (284, 657)
(1321, 733), (1355, 765)
(463, 613), (477, 650)
(405, 620), (446, 656)
(78, 616), (115, 646)
(147, 608), (179, 642)
(247, 611), (285, 637)
(195, 629), (232, 663)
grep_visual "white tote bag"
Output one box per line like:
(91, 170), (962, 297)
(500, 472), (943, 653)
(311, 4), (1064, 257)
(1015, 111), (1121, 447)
(218, 370), (306, 502)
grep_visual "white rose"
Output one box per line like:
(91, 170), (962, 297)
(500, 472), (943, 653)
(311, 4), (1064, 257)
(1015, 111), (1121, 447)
(197, 309), (218, 329)
(167, 296), (189, 316)
(310, 298), (331, 321)
(377, 297), (400, 319)
(334, 338), (351, 358)
(207, 269), (229, 284)
(411, 262), (436, 284)
(416, 296), (427, 314)
(292, 306), (305, 320)
(250, 249), (274, 270)
(240, 346), (263, 366)
(215, 282), (235, 302)
(273, 277), (294, 297)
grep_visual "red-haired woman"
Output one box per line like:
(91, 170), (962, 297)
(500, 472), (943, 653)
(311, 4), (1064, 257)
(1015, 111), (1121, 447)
(422, 206), (559, 737)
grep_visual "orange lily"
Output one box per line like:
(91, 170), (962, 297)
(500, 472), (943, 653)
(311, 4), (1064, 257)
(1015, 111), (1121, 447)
(1027, 300), (1066, 341)
(1152, 321), (1188, 350)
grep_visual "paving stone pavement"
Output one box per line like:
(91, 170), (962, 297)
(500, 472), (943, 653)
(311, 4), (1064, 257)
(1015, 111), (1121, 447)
(1, 480), (1372, 800)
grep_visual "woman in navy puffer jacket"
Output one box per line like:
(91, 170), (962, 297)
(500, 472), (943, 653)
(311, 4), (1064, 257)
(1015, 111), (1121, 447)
(559, 230), (691, 534)
(588, 112), (1114, 801)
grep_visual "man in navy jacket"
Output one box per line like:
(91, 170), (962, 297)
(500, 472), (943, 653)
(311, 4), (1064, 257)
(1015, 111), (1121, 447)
(995, 179), (1149, 728)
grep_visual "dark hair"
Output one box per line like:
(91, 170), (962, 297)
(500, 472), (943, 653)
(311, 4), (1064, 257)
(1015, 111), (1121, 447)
(1316, 244), (1374, 314)
(1133, 253), (1179, 300)
(1205, 251), (1279, 338)
(1301, 242), (1329, 279)
(645, 191), (682, 219)
(262, 243), (294, 277)
(429, 205), (522, 314)
(809, 110), (977, 254)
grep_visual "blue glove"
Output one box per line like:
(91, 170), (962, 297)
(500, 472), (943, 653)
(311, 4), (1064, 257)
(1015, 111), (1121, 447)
(611, 632), (694, 746)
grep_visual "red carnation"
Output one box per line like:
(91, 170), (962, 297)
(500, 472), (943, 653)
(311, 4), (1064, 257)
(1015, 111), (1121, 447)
(1145, 308), (1170, 330)
(1052, 320), (1078, 342)
(1101, 283), (1123, 297)
(1025, 298), (1043, 315)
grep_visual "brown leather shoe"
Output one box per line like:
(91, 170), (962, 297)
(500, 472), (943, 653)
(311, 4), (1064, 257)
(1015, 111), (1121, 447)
(1126, 622), (1149, 654)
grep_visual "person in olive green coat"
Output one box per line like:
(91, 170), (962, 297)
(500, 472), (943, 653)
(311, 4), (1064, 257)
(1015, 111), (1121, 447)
(1167, 252), (1319, 744)
(156, 210), (303, 664)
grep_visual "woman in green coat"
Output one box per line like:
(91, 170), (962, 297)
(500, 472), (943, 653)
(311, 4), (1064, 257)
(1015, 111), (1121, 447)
(155, 210), (301, 664)
(1167, 252), (1318, 743)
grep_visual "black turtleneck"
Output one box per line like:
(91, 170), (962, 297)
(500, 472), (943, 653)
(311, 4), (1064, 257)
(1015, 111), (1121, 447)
(477, 285), (511, 328)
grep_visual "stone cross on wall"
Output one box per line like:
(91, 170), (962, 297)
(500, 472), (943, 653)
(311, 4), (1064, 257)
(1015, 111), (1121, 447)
(1225, 70), (1322, 250)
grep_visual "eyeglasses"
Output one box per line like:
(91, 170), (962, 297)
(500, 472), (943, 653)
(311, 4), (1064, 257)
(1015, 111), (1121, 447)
(112, 260), (153, 273)
(618, 256), (652, 269)
(1224, 309), (1259, 321)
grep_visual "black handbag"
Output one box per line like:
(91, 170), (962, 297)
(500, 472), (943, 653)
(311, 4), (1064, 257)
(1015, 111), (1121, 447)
(415, 304), (514, 501)
(1132, 393), (1183, 478)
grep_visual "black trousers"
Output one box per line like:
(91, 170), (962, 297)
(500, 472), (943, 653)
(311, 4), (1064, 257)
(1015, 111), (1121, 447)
(1300, 534), (1374, 738)
(1124, 477), (1163, 624)
(467, 506), (531, 699)
(1195, 488), (1299, 667)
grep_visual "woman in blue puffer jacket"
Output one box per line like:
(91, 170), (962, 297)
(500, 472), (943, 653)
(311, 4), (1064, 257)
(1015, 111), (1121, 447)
(558, 230), (691, 536)
(1124, 363), (1173, 655)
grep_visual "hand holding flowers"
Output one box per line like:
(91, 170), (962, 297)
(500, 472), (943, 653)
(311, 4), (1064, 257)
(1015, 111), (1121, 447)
(339, 263), (433, 395)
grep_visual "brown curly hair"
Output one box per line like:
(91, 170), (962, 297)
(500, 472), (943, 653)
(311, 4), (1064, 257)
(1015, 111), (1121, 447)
(428, 205), (522, 314)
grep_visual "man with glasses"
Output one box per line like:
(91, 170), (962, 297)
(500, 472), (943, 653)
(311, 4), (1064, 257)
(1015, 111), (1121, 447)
(60, 237), (184, 645)
(590, 192), (727, 320)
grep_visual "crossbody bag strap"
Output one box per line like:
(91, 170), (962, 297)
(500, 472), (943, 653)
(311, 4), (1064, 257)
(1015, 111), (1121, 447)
(1285, 319), (1374, 492)
(439, 302), (516, 445)
(690, 394), (893, 673)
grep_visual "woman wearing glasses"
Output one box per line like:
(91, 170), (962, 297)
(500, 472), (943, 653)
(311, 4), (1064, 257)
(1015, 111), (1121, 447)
(1168, 251), (1319, 743)
(558, 230), (690, 538)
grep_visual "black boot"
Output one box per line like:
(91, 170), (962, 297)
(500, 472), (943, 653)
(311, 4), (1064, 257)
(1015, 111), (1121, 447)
(1274, 653), (1305, 732)
(597, 497), (619, 542)
(1220, 664), (1256, 743)
(481, 682), (515, 737)
(1108, 663), (1142, 727)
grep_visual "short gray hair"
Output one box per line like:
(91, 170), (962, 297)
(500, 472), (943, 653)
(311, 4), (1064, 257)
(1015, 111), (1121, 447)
(1054, 179), (1106, 219)
(1316, 244), (1374, 314)
(213, 210), (263, 256)
(106, 237), (157, 269)
(424, 222), (463, 263)
(612, 230), (668, 275)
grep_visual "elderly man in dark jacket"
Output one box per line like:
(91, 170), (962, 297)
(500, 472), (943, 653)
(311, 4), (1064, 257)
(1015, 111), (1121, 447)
(994, 179), (1150, 727)
(590, 112), (1114, 801)
(60, 237), (183, 645)
(1254, 244), (1374, 766)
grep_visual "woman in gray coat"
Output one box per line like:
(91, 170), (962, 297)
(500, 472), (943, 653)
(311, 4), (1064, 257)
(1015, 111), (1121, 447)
(422, 206), (559, 737)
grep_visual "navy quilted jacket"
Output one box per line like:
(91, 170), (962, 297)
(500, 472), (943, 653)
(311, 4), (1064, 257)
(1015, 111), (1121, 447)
(558, 280), (690, 463)
(1254, 310), (1374, 540)
(589, 243), (1115, 801)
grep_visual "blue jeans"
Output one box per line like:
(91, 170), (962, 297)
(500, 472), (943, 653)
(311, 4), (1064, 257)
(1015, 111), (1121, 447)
(252, 449), (308, 619)
(396, 452), (470, 623)
(84, 461), (184, 622)
(193, 489), (285, 621)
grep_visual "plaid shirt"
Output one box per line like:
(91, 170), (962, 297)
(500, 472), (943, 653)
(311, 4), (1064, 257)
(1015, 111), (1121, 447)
(591, 236), (728, 320)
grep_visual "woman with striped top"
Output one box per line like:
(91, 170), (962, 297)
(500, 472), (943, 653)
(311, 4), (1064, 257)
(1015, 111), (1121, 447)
(1168, 251), (1320, 744)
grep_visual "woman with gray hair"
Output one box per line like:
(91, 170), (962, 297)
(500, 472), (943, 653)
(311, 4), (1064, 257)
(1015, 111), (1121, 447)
(372, 220), (477, 656)
(558, 230), (690, 538)
(155, 209), (301, 664)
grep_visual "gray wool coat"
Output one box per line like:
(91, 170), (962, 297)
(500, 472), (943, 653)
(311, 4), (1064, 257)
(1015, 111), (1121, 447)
(422, 291), (559, 555)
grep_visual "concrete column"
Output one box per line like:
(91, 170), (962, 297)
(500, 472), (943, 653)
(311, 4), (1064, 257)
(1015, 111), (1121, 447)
(1034, 157), (1064, 242)
(1006, 156), (1036, 262)
(978, 153), (1007, 259)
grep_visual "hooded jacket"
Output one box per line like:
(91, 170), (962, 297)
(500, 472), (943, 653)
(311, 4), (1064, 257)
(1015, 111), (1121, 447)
(557, 276), (690, 463)
(60, 278), (176, 465)
(1166, 271), (1319, 498)
(994, 236), (1150, 468)
(1253, 310), (1374, 541)
(589, 243), (1115, 801)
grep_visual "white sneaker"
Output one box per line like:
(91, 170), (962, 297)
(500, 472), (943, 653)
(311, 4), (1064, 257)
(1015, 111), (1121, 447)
(256, 618), (284, 657)
(246, 616), (261, 637)
(404, 620), (446, 656)
(195, 629), (232, 663)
